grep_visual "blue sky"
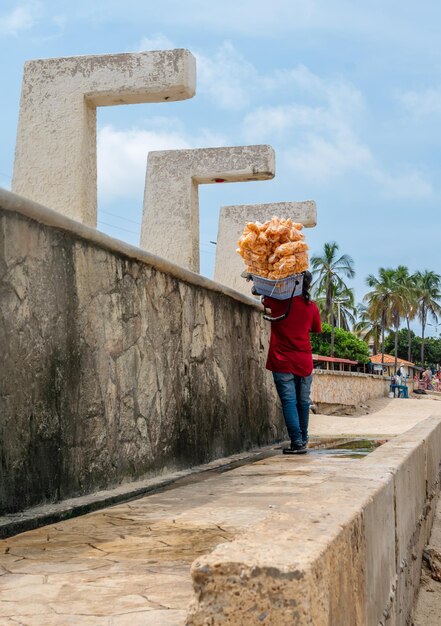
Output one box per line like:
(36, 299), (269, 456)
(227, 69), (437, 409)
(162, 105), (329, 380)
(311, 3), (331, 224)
(1, 1), (441, 335)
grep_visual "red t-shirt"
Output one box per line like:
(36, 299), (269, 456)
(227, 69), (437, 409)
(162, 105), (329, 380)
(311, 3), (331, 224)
(263, 296), (322, 377)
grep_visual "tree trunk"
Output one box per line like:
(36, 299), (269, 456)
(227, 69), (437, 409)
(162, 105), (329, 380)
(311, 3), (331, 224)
(327, 280), (334, 363)
(330, 309), (335, 360)
(373, 325), (379, 356)
(381, 324), (385, 369)
(394, 325), (399, 373)
(421, 305), (426, 365)
(381, 305), (386, 366)
(406, 316), (412, 362)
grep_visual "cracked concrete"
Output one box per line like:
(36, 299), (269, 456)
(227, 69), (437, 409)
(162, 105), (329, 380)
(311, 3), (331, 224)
(0, 402), (440, 624)
(0, 445), (368, 625)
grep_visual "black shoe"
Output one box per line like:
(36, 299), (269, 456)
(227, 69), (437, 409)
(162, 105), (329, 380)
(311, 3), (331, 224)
(282, 443), (307, 455)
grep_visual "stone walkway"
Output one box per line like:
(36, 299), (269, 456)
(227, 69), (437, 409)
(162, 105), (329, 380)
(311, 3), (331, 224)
(310, 395), (441, 436)
(0, 397), (438, 625)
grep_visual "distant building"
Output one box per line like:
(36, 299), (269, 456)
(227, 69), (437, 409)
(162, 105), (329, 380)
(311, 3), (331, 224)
(369, 354), (419, 378)
(313, 354), (359, 372)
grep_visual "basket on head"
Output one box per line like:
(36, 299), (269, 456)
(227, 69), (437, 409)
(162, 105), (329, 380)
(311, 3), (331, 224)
(251, 273), (304, 300)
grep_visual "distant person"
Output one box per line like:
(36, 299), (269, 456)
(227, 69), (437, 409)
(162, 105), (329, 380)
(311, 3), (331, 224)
(396, 363), (405, 385)
(262, 271), (322, 455)
(423, 367), (433, 390)
(396, 363), (404, 378)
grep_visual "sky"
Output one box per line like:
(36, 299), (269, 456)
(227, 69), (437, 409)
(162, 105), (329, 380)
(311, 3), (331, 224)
(1, 1), (441, 335)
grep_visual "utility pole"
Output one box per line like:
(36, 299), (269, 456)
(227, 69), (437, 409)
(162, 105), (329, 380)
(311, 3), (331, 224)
(334, 299), (343, 329)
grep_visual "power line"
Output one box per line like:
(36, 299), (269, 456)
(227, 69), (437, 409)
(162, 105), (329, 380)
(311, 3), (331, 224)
(100, 209), (141, 225)
(98, 221), (138, 236)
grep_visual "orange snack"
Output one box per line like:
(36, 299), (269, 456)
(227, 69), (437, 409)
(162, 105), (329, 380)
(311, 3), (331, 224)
(237, 216), (309, 279)
(274, 241), (308, 257)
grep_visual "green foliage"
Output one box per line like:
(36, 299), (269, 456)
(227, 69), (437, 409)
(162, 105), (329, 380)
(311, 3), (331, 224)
(384, 329), (419, 363)
(423, 337), (441, 366)
(384, 329), (441, 366)
(360, 265), (441, 365)
(311, 323), (370, 363)
(311, 242), (355, 327)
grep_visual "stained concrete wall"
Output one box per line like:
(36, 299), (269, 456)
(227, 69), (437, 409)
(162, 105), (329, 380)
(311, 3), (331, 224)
(186, 416), (441, 626)
(311, 370), (389, 409)
(0, 189), (283, 515)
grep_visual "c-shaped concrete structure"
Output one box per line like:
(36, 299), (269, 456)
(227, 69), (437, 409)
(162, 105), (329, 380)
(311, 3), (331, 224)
(140, 145), (275, 272)
(12, 50), (196, 226)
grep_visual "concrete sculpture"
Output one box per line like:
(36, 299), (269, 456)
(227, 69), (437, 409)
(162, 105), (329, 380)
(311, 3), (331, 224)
(214, 201), (317, 294)
(12, 50), (196, 225)
(140, 145), (275, 272)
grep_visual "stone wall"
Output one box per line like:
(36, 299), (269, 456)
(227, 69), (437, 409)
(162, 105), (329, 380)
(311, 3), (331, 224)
(311, 370), (389, 409)
(0, 189), (283, 514)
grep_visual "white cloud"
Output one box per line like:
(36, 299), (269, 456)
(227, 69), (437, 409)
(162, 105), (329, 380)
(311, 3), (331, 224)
(97, 120), (229, 202)
(138, 33), (175, 51)
(399, 87), (441, 117)
(52, 15), (67, 30)
(196, 42), (257, 110)
(241, 66), (432, 198)
(133, 39), (258, 111)
(241, 70), (369, 182)
(195, 46), (367, 119)
(94, 40), (431, 202)
(98, 124), (190, 201)
(0, 2), (40, 35)
(284, 127), (372, 183)
(373, 169), (432, 199)
(185, 0), (317, 34)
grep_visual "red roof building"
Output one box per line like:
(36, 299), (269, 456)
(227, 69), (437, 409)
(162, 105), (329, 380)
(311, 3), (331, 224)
(369, 353), (419, 378)
(370, 354), (415, 367)
(312, 354), (359, 371)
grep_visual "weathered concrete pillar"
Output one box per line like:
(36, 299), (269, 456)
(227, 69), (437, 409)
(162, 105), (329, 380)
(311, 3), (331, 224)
(12, 50), (196, 226)
(214, 201), (317, 294)
(140, 145), (275, 272)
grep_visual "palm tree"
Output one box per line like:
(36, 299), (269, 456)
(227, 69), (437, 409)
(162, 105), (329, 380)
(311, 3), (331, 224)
(311, 242), (355, 357)
(414, 270), (441, 365)
(394, 266), (418, 362)
(315, 283), (356, 331)
(364, 268), (407, 369)
(354, 303), (382, 355)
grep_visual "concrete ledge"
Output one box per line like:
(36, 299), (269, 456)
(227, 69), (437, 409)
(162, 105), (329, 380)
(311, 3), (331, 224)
(185, 416), (441, 626)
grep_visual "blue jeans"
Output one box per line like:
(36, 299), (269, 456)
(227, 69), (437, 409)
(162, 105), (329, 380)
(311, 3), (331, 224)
(273, 372), (313, 446)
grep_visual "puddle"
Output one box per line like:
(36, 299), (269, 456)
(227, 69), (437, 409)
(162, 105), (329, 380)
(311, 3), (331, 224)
(312, 439), (385, 460)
